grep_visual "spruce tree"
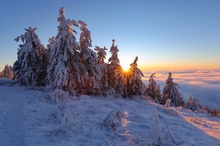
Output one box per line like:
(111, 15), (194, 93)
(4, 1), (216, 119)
(126, 56), (145, 96)
(95, 46), (108, 65)
(108, 39), (125, 96)
(94, 46), (108, 90)
(78, 20), (102, 94)
(146, 73), (161, 102)
(162, 72), (184, 106)
(47, 7), (87, 93)
(13, 27), (47, 85)
(47, 37), (55, 55)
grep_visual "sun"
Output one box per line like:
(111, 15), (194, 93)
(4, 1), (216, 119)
(121, 64), (130, 72)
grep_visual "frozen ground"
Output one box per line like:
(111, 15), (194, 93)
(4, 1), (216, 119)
(0, 79), (220, 146)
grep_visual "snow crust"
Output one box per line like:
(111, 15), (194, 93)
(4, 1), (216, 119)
(0, 79), (220, 146)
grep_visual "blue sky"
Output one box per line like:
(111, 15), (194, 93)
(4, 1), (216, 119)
(1, 0), (220, 71)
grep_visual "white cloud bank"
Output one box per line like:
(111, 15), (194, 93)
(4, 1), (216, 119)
(143, 69), (220, 110)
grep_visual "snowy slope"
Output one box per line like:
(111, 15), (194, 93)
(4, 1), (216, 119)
(0, 79), (220, 146)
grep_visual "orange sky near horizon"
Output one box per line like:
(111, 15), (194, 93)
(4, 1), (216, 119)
(139, 63), (220, 72)
(1, 59), (219, 73)
(118, 59), (220, 72)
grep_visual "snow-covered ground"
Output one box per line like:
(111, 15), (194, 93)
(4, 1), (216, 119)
(0, 79), (220, 146)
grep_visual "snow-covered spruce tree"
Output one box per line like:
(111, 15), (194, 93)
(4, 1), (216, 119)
(108, 39), (125, 96)
(0, 65), (13, 79)
(95, 46), (108, 65)
(126, 56), (145, 96)
(47, 37), (56, 55)
(13, 27), (47, 86)
(146, 73), (161, 102)
(47, 7), (87, 93)
(78, 20), (102, 94)
(161, 72), (184, 106)
(94, 46), (109, 90)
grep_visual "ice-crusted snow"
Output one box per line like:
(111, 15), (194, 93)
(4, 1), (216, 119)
(0, 79), (220, 146)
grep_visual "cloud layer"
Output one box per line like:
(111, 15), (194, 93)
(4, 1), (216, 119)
(143, 69), (220, 110)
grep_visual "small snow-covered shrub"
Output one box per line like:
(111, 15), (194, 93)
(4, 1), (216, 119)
(160, 124), (175, 146)
(47, 104), (74, 138)
(185, 97), (202, 112)
(48, 122), (74, 138)
(79, 95), (90, 100)
(150, 109), (162, 145)
(208, 108), (220, 117)
(47, 104), (72, 124)
(47, 89), (70, 103)
(103, 88), (117, 98)
(49, 127), (69, 137)
(150, 109), (175, 146)
(47, 106), (65, 125)
(165, 99), (171, 107)
(200, 106), (219, 117)
(163, 108), (179, 117)
(102, 109), (123, 131)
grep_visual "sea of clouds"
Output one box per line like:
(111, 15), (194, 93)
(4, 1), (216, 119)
(143, 69), (220, 110)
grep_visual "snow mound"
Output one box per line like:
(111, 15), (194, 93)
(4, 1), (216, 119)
(102, 109), (124, 131)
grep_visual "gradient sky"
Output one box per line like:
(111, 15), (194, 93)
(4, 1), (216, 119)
(1, 0), (220, 71)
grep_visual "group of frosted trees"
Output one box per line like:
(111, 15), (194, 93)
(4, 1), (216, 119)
(0, 65), (13, 79)
(147, 72), (202, 109)
(146, 72), (184, 106)
(12, 7), (145, 97)
(146, 72), (219, 116)
(8, 7), (219, 116)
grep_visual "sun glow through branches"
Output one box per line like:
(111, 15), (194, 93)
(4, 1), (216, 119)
(121, 64), (130, 72)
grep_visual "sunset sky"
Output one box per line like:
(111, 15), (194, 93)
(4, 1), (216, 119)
(0, 0), (220, 71)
